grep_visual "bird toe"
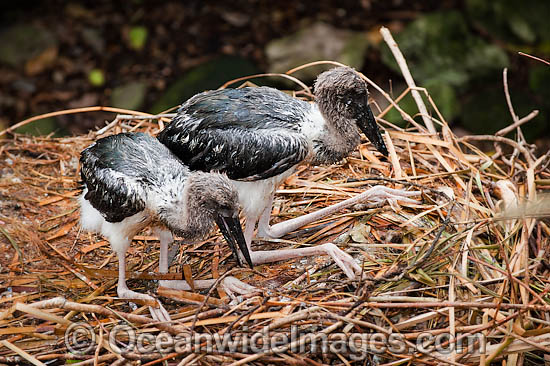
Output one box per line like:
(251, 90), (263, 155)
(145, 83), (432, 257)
(117, 289), (170, 321)
(222, 277), (258, 298)
(322, 243), (362, 280)
(149, 302), (171, 323)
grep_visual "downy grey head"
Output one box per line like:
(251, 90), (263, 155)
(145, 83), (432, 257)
(314, 66), (388, 156)
(169, 171), (252, 267)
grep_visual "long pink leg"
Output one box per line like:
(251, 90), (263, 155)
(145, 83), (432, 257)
(111, 237), (171, 322)
(243, 196), (363, 278)
(156, 228), (173, 274)
(250, 243), (362, 279)
(257, 185), (420, 239)
(247, 186), (420, 279)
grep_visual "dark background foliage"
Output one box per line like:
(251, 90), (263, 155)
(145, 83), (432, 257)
(0, 0), (548, 148)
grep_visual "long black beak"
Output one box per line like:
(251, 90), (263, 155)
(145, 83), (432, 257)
(215, 215), (253, 268)
(356, 103), (388, 156)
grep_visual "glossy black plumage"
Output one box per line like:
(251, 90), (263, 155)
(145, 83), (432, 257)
(157, 87), (310, 181)
(80, 132), (187, 223)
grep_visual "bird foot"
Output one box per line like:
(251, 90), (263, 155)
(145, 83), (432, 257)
(117, 288), (171, 323)
(159, 277), (259, 300)
(221, 276), (259, 299)
(319, 243), (364, 280)
(361, 186), (421, 206)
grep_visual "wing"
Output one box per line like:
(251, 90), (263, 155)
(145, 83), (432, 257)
(172, 128), (309, 181)
(80, 134), (150, 223)
(157, 87), (310, 181)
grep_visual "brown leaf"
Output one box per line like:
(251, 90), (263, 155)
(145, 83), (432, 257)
(45, 221), (76, 241)
(25, 46), (58, 76)
(182, 264), (194, 291)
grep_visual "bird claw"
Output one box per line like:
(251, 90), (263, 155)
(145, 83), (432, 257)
(320, 243), (364, 280)
(118, 288), (171, 322)
(221, 277), (259, 299)
(149, 301), (171, 323)
(159, 277), (258, 301)
(364, 186), (421, 205)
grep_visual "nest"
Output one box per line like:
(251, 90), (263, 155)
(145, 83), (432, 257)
(1, 30), (550, 366)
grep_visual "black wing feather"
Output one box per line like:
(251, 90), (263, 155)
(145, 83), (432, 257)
(80, 133), (184, 222)
(157, 87), (310, 181)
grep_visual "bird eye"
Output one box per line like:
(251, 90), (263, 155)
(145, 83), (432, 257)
(338, 94), (352, 107)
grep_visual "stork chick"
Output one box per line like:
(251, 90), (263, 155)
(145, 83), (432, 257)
(79, 132), (254, 321)
(158, 66), (419, 280)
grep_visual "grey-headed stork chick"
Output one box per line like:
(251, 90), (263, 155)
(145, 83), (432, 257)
(157, 66), (420, 280)
(79, 132), (254, 322)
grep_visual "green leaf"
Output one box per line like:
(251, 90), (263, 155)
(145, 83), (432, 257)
(380, 11), (509, 90)
(88, 68), (105, 86)
(129, 26), (147, 50)
(424, 81), (460, 121)
(384, 93), (417, 128)
(150, 56), (259, 114)
(14, 117), (64, 136)
(475, 172), (483, 194)
(508, 16), (536, 43)
(65, 359), (83, 364)
(529, 65), (550, 100)
(111, 81), (147, 110)
(480, 160), (493, 171)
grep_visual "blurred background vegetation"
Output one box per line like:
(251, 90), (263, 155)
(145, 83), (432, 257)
(0, 0), (548, 149)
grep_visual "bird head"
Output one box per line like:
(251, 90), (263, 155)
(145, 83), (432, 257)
(185, 172), (253, 268)
(314, 66), (388, 156)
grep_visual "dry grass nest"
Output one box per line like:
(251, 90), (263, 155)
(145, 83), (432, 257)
(1, 59), (550, 366)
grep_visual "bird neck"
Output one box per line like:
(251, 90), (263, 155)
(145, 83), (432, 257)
(312, 103), (360, 164)
(329, 115), (361, 146)
(179, 185), (215, 239)
(153, 176), (214, 240)
(316, 99), (360, 142)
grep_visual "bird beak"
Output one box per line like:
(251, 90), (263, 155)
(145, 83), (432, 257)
(356, 103), (389, 156)
(215, 215), (253, 269)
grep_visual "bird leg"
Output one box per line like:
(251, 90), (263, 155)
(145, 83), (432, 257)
(159, 277), (258, 299)
(155, 229), (258, 298)
(112, 239), (171, 323)
(250, 243), (362, 280)
(155, 228), (174, 274)
(255, 195), (275, 239)
(245, 199), (364, 279)
(248, 186), (420, 279)
(243, 212), (259, 252)
(257, 186), (420, 239)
